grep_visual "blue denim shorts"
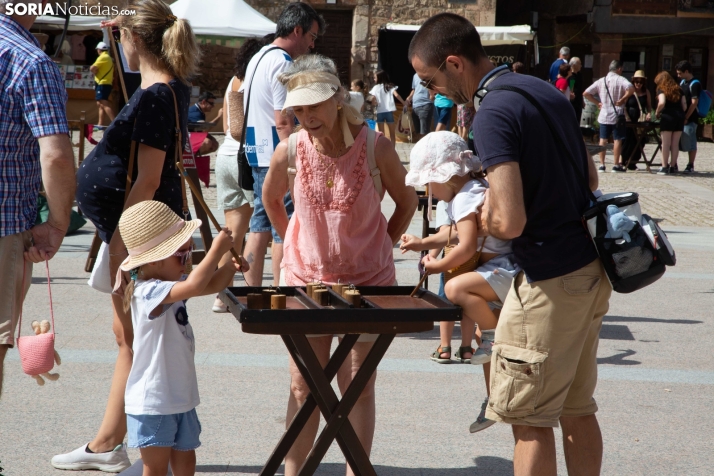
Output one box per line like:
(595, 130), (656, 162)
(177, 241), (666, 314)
(376, 111), (395, 123)
(679, 121), (698, 152)
(95, 84), (112, 101)
(599, 123), (626, 141)
(435, 106), (453, 126)
(127, 409), (201, 451)
(250, 166), (294, 243)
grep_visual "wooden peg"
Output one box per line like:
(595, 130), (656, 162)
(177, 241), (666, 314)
(343, 290), (361, 308)
(247, 293), (263, 309)
(271, 294), (286, 309)
(262, 288), (277, 309)
(332, 283), (344, 295)
(312, 288), (328, 306)
(306, 282), (320, 299)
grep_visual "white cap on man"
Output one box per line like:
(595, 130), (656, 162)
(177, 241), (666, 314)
(96, 42), (109, 51)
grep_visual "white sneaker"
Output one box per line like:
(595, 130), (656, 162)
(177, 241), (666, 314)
(470, 329), (495, 366)
(51, 443), (131, 472)
(470, 396), (497, 433)
(212, 294), (228, 313)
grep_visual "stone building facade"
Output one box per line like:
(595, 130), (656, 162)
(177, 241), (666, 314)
(498, 0), (714, 89)
(244, 0), (497, 85)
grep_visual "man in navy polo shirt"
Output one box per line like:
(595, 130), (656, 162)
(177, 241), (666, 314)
(410, 13), (611, 476)
(549, 46), (570, 83)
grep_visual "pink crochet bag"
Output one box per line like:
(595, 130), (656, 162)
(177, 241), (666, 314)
(16, 261), (56, 376)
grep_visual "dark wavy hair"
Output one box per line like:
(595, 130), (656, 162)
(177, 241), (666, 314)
(233, 35), (273, 80)
(374, 70), (395, 93)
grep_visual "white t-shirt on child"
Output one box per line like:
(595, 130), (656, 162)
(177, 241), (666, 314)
(349, 91), (365, 112)
(125, 276), (199, 416)
(447, 179), (512, 255)
(369, 85), (397, 113)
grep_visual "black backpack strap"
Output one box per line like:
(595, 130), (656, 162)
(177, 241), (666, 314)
(238, 46), (288, 158)
(483, 85), (598, 204)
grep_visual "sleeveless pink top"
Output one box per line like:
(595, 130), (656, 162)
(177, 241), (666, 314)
(282, 127), (396, 286)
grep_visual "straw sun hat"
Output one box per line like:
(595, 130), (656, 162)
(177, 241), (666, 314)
(118, 201), (202, 272)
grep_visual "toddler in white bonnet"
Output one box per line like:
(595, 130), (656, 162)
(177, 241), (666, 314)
(400, 131), (520, 434)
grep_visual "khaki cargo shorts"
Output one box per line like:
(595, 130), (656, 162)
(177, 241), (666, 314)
(0, 231), (33, 348)
(485, 259), (611, 428)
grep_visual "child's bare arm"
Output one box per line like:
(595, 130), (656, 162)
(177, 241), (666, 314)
(162, 229), (234, 304)
(424, 214), (479, 274)
(400, 226), (454, 254)
(203, 256), (249, 296)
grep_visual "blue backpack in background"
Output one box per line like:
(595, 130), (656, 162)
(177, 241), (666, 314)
(682, 79), (713, 117)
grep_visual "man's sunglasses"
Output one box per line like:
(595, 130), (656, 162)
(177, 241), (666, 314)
(173, 248), (192, 266)
(420, 58), (447, 90)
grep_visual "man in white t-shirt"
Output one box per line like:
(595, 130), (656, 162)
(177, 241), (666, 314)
(584, 61), (634, 173)
(241, 3), (325, 286)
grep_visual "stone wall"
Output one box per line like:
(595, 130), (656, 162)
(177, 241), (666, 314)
(194, 44), (237, 96)
(244, 0), (497, 83)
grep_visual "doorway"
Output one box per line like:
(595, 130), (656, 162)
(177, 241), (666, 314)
(313, 9), (353, 86)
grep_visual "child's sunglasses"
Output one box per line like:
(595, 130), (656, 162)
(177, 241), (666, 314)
(172, 249), (192, 266)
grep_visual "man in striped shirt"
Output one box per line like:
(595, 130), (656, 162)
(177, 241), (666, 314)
(0, 5), (76, 397)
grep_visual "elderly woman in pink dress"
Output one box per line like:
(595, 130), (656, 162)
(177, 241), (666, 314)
(263, 55), (417, 476)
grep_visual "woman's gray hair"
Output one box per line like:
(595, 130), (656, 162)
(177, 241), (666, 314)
(278, 54), (348, 103)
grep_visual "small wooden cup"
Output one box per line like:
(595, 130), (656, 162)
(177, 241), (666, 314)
(312, 288), (328, 306)
(306, 282), (320, 299)
(271, 294), (286, 309)
(262, 289), (277, 309)
(247, 293), (263, 309)
(343, 290), (361, 308)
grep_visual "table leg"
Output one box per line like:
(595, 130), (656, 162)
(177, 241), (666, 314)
(647, 129), (662, 171)
(297, 334), (395, 476)
(624, 129), (640, 170)
(259, 334), (359, 476)
(289, 334), (377, 476)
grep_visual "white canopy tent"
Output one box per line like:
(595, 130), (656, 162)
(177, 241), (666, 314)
(171, 0), (275, 38)
(384, 23), (535, 46)
(384, 23), (538, 64)
(34, 15), (106, 31)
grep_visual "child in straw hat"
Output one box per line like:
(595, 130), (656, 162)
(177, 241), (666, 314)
(399, 131), (519, 433)
(117, 200), (247, 476)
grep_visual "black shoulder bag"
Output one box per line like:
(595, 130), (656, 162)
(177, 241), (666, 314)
(236, 46), (286, 192)
(604, 76), (627, 129)
(482, 84), (675, 293)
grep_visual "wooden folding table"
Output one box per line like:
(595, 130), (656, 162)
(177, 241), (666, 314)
(220, 285), (461, 476)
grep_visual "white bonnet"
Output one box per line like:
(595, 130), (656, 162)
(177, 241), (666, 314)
(405, 131), (482, 187)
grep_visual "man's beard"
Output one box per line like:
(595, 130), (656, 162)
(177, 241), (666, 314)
(444, 71), (471, 105)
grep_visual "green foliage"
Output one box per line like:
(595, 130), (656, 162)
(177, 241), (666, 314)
(700, 109), (714, 125)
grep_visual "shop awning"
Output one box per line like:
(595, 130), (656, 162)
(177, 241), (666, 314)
(34, 15), (106, 31)
(383, 23), (534, 46)
(171, 0), (275, 38)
